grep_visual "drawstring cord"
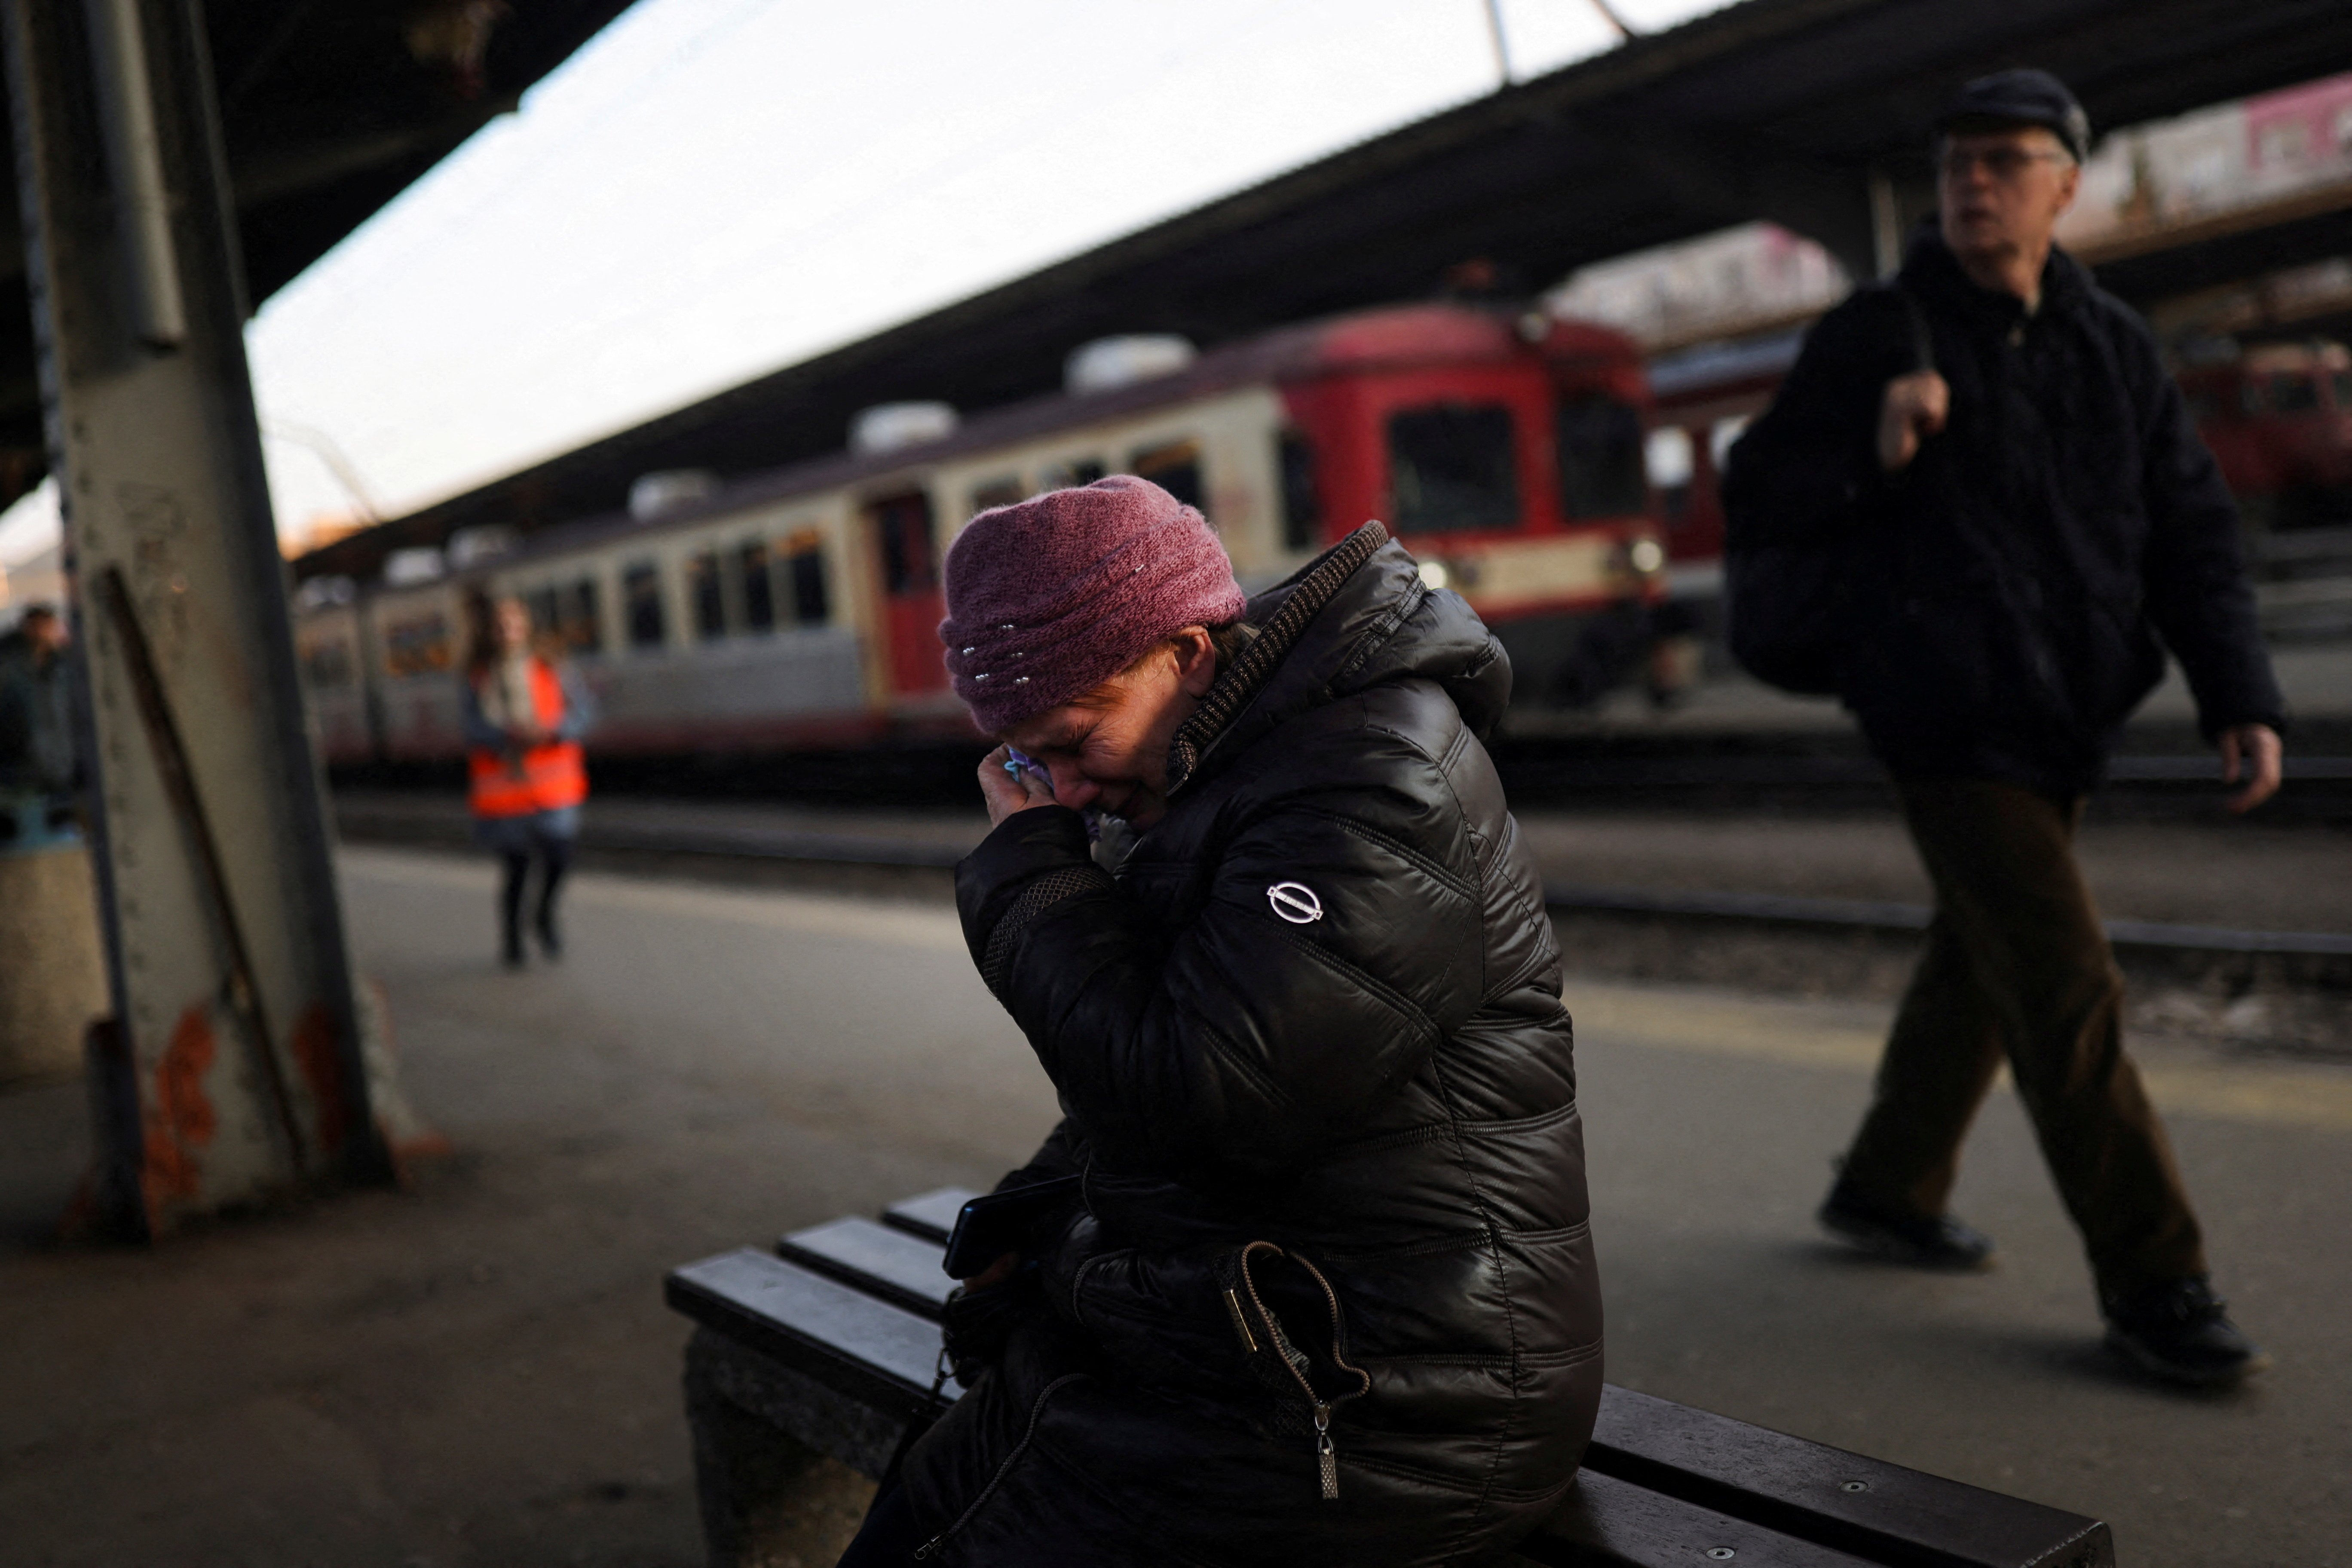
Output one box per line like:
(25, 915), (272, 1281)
(913, 1373), (1087, 1562)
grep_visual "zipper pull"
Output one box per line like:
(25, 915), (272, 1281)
(1314, 1401), (1338, 1501)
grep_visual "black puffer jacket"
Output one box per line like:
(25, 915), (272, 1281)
(1724, 226), (2284, 795)
(902, 526), (1602, 1567)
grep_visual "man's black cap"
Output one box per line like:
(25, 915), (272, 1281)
(1936, 68), (2089, 162)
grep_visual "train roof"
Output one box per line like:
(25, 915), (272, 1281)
(327, 303), (1645, 594)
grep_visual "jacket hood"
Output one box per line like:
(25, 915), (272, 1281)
(1166, 523), (1511, 795)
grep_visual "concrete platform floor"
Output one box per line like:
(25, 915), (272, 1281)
(2, 847), (2347, 1566)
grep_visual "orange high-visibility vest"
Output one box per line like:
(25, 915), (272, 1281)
(469, 658), (588, 818)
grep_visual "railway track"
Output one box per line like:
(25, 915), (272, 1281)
(336, 742), (2352, 819)
(334, 793), (2352, 980)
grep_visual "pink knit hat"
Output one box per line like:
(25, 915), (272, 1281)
(940, 475), (1247, 734)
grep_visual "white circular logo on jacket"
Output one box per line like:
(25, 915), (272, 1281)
(1267, 882), (1323, 924)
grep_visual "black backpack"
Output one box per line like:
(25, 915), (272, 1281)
(1722, 286), (1933, 696)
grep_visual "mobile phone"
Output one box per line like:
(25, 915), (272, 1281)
(940, 1175), (1082, 1280)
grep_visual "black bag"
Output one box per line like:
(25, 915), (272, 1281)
(1724, 285), (1933, 696)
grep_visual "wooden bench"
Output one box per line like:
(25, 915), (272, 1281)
(667, 1190), (2115, 1568)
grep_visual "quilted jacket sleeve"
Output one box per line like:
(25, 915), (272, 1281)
(1721, 288), (1916, 549)
(956, 738), (1484, 1184)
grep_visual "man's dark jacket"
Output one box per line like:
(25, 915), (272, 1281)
(1723, 227), (2283, 794)
(902, 527), (1602, 1566)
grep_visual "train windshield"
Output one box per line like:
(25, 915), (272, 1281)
(1387, 403), (1519, 534)
(2254, 374), (2321, 415)
(1555, 395), (1648, 519)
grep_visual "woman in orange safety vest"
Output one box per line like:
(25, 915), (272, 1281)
(463, 593), (594, 968)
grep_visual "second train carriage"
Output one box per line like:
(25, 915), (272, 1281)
(293, 302), (1671, 767)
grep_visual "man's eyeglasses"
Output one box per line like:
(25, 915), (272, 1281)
(1939, 145), (2071, 183)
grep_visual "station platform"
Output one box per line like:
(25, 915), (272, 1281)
(2, 845), (2345, 1565)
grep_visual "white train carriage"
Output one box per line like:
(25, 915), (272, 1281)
(294, 303), (1668, 764)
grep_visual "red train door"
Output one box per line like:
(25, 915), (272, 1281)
(868, 490), (947, 697)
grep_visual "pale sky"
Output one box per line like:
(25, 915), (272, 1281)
(0, 0), (1731, 568)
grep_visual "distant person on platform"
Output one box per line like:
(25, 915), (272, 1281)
(0, 603), (78, 815)
(1723, 70), (2283, 1386)
(463, 594), (594, 968)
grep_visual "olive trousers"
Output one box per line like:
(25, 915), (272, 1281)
(1839, 778), (2207, 1301)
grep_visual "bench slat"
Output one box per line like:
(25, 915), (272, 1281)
(671, 1220), (2110, 1568)
(1519, 1469), (1885, 1568)
(779, 1216), (956, 1317)
(1585, 1388), (2112, 1568)
(666, 1248), (962, 1424)
(881, 1186), (977, 1244)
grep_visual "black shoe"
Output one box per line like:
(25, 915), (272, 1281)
(502, 930), (527, 970)
(2102, 1277), (2270, 1387)
(1819, 1179), (1995, 1271)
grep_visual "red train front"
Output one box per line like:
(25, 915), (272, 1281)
(1272, 306), (1668, 707)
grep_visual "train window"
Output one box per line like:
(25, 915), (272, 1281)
(1040, 457), (1105, 490)
(1131, 440), (1205, 512)
(527, 587), (561, 643)
(623, 561), (666, 650)
(1645, 427), (1694, 488)
(874, 493), (937, 594)
(1555, 395), (1649, 519)
(302, 640), (353, 689)
(740, 540), (776, 634)
(2262, 375), (2322, 415)
(1277, 431), (1320, 551)
(384, 613), (450, 677)
(787, 535), (830, 625)
(971, 477), (1025, 514)
(566, 578), (603, 654)
(688, 548), (726, 641)
(2334, 372), (2352, 411)
(1387, 403), (1519, 534)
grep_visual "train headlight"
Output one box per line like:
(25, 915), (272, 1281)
(1627, 538), (1666, 576)
(1416, 559), (1451, 591)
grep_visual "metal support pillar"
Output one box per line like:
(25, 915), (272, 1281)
(3, 0), (389, 1235)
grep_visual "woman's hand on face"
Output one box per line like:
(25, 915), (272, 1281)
(979, 745), (1059, 827)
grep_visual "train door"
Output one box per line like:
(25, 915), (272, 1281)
(867, 489), (947, 697)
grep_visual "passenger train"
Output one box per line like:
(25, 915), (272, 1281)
(291, 303), (1669, 766)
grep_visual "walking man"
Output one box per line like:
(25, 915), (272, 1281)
(1724, 70), (2281, 1385)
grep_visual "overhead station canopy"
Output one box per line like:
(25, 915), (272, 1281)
(301, 0), (2352, 582)
(0, 0), (641, 511)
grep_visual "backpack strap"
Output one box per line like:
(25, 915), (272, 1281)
(1890, 279), (1935, 376)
